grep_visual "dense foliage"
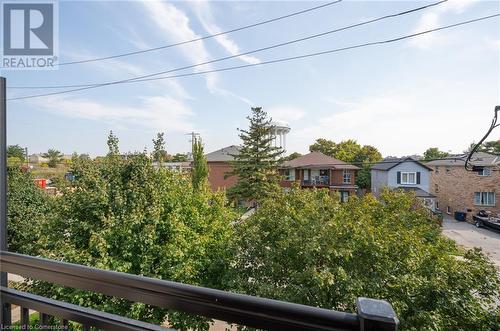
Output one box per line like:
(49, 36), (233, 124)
(229, 188), (500, 331)
(9, 138), (235, 330)
(227, 107), (284, 201)
(191, 138), (209, 191)
(309, 139), (382, 189)
(423, 147), (450, 161)
(7, 135), (500, 330)
(7, 144), (25, 162)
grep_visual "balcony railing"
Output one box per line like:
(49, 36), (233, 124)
(0, 251), (399, 331)
(302, 176), (330, 186)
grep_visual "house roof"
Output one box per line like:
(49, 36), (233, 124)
(426, 152), (499, 167)
(397, 186), (436, 198)
(205, 145), (240, 162)
(281, 152), (359, 170)
(371, 157), (433, 171)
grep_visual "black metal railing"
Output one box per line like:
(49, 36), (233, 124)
(0, 251), (399, 331)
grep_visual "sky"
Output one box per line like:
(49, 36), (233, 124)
(2, 0), (500, 157)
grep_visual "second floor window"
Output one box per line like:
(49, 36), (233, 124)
(343, 170), (351, 183)
(474, 192), (495, 206)
(401, 172), (416, 185)
(478, 167), (491, 176)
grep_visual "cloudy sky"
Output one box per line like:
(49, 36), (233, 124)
(3, 0), (499, 157)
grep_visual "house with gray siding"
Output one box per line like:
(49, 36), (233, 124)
(371, 157), (436, 210)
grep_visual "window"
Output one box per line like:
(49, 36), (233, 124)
(435, 201), (439, 210)
(435, 166), (439, 173)
(447, 206), (451, 214)
(284, 169), (295, 181)
(474, 192), (495, 206)
(434, 184), (439, 193)
(478, 167), (492, 177)
(401, 172), (416, 184)
(343, 170), (351, 183)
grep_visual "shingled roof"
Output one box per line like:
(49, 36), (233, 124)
(426, 152), (499, 167)
(371, 157), (433, 171)
(205, 145), (240, 162)
(281, 152), (359, 170)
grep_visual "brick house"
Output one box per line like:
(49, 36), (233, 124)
(206, 145), (240, 191)
(426, 152), (500, 220)
(279, 152), (359, 201)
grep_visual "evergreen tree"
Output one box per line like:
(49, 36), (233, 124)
(152, 132), (168, 165)
(227, 107), (284, 201)
(191, 137), (209, 191)
(107, 131), (120, 156)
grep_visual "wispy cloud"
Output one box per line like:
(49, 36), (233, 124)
(190, 0), (260, 65)
(140, 1), (252, 105)
(29, 95), (194, 132)
(409, 0), (478, 49)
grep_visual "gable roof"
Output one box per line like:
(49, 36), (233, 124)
(205, 145), (240, 162)
(371, 157), (433, 171)
(281, 152), (359, 170)
(426, 152), (500, 167)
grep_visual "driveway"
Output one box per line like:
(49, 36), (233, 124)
(442, 216), (500, 268)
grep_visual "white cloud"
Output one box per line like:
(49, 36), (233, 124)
(29, 95), (194, 132)
(293, 85), (496, 156)
(191, 0), (260, 65)
(409, 0), (479, 49)
(140, 1), (252, 105)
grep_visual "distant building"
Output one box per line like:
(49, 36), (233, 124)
(427, 152), (499, 219)
(371, 157), (436, 210)
(269, 120), (290, 153)
(206, 145), (240, 191)
(279, 152), (359, 202)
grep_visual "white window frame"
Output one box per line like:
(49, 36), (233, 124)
(478, 167), (492, 177)
(400, 172), (417, 185)
(446, 206), (451, 214)
(474, 192), (496, 206)
(343, 170), (351, 184)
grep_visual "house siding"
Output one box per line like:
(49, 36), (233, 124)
(387, 162), (430, 193)
(207, 162), (238, 191)
(371, 169), (388, 197)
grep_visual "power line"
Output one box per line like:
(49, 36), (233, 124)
(7, 13), (500, 101)
(9, 0), (447, 90)
(57, 0), (343, 66)
(465, 106), (499, 171)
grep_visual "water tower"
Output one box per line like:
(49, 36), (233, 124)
(270, 120), (290, 153)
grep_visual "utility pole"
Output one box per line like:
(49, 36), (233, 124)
(185, 131), (200, 159)
(0, 76), (11, 326)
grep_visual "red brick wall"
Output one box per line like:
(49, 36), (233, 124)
(330, 169), (356, 185)
(430, 165), (499, 219)
(208, 162), (238, 191)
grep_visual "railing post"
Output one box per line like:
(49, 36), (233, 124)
(0, 76), (10, 327)
(357, 297), (399, 331)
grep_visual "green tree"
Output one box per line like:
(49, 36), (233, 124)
(284, 152), (302, 161)
(227, 107), (284, 201)
(191, 138), (209, 191)
(7, 167), (53, 255)
(171, 153), (188, 162)
(478, 139), (500, 155)
(229, 188), (499, 330)
(42, 149), (63, 168)
(152, 132), (169, 165)
(423, 147), (449, 161)
(7, 144), (25, 162)
(107, 131), (120, 156)
(309, 138), (337, 157)
(22, 141), (234, 330)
